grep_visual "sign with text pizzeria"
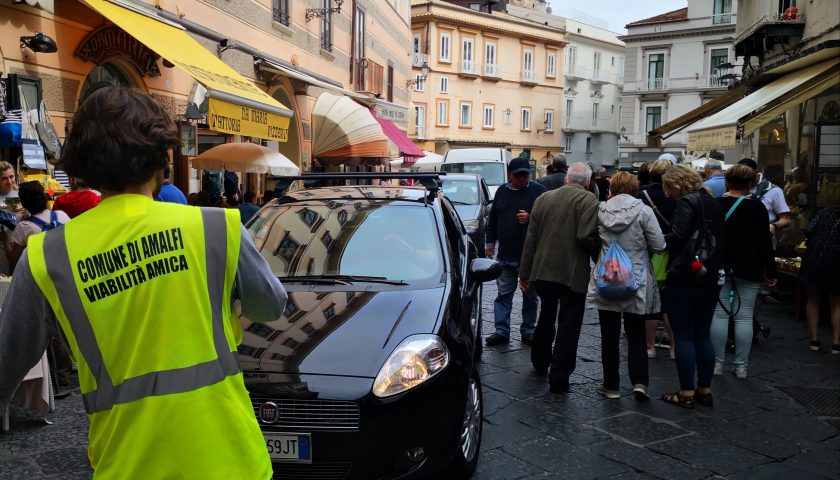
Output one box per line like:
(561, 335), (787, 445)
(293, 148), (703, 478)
(82, 0), (293, 142)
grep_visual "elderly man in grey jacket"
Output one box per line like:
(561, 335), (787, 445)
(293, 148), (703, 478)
(520, 162), (600, 394)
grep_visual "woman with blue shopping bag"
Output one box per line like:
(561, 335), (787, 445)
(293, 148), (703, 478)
(586, 172), (665, 401)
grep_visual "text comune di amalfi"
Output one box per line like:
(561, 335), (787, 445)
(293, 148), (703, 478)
(76, 228), (188, 303)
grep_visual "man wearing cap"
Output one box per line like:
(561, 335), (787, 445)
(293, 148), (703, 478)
(539, 154), (568, 191)
(485, 157), (546, 346)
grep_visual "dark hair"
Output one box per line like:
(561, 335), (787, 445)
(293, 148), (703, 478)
(244, 191), (256, 204)
(163, 163), (171, 179)
(637, 161), (652, 185)
(61, 87), (177, 192)
(738, 158), (758, 171)
(18, 181), (48, 214)
(725, 164), (757, 191)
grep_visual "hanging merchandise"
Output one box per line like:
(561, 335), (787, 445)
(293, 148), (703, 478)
(0, 78), (7, 120)
(22, 138), (48, 169)
(35, 100), (61, 160)
(0, 109), (22, 148)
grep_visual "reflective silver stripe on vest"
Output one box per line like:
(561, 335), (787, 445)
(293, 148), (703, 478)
(44, 208), (240, 414)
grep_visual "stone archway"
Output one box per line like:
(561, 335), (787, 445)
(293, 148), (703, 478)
(78, 61), (137, 105)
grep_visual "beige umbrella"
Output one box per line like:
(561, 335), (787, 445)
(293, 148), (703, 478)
(191, 142), (300, 176)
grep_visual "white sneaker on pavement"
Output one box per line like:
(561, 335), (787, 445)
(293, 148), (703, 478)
(714, 362), (723, 376)
(647, 348), (656, 359)
(733, 365), (748, 379)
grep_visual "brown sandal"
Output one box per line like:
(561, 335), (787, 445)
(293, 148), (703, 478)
(696, 392), (713, 407)
(660, 391), (695, 409)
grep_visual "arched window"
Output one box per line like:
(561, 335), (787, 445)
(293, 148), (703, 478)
(79, 63), (133, 103)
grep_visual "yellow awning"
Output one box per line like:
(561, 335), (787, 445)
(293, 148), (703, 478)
(686, 58), (839, 150)
(83, 0), (292, 142)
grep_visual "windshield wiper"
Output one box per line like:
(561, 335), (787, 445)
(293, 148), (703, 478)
(447, 200), (474, 205)
(280, 275), (408, 285)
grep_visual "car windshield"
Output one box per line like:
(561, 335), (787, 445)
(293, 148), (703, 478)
(248, 202), (443, 283)
(440, 179), (479, 205)
(441, 162), (506, 186)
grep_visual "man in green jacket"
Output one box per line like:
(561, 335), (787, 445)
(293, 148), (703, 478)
(519, 162), (600, 394)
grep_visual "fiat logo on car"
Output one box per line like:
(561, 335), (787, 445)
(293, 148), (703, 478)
(259, 401), (279, 424)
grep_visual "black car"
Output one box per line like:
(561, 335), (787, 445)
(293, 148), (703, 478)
(439, 173), (491, 253)
(240, 173), (500, 480)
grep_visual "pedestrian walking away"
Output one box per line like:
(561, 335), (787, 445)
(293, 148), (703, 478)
(660, 164), (724, 409)
(539, 154), (568, 191)
(587, 172), (665, 401)
(484, 157), (546, 346)
(519, 162), (600, 394)
(0, 87), (287, 480)
(798, 206), (840, 354)
(710, 165), (777, 379)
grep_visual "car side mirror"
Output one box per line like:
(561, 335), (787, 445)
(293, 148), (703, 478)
(470, 258), (501, 283)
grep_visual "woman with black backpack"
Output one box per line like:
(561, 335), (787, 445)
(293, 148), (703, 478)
(799, 206), (840, 354)
(660, 165), (725, 409)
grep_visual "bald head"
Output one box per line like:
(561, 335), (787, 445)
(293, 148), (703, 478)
(566, 162), (592, 187)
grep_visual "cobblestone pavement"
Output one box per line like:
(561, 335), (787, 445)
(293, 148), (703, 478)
(1, 284), (838, 479)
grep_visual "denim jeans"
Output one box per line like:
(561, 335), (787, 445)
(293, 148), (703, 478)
(710, 277), (761, 366)
(493, 260), (538, 337)
(665, 286), (719, 390)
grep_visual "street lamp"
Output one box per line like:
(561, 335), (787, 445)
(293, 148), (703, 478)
(406, 62), (431, 87)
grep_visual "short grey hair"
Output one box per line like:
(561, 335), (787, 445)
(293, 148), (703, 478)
(566, 162), (592, 186)
(705, 159), (722, 171)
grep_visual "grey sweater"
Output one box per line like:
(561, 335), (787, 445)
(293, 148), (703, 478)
(0, 225), (287, 412)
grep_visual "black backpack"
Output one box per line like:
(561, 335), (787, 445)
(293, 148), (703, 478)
(672, 193), (719, 278)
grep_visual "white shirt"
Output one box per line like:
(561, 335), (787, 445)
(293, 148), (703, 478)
(8, 210), (71, 247)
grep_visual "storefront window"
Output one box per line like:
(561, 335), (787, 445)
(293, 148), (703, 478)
(79, 63), (133, 104)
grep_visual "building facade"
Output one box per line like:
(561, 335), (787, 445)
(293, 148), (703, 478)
(409, 0), (566, 163)
(501, 4), (625, 167)
(618, 0), (742, 164)
(1, 0), (413, 194)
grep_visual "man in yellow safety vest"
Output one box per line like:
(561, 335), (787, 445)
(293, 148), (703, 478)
(0, 87), (286, 479)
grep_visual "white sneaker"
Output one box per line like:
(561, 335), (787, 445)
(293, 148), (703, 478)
(647, 348), (656, 359)
(633, 384), (650, 401)
(733, 365), (748, 379)
(669, 347), (676, 360)
(714, 362), (723, 376)
(596, 384), (620, 399)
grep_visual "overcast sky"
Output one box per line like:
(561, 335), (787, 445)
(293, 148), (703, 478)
(548, 0), (688, 34)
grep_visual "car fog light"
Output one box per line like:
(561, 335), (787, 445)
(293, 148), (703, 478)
(373, 335), (449, 397)
(406, 447), (425, 462)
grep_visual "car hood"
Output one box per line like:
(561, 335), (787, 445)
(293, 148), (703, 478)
(238, 286), (446, 378)
(454, 203), (481, 222)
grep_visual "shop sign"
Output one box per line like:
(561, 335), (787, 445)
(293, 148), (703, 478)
(208, 98), (289, 142)
(687, 125), (738, 151)
(375, 103), (408, 127)
(75, 26), (161, 77)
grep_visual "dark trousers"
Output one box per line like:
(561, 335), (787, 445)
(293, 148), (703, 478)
(598, 310), (648, 390)
(664, 286), (720, 390)
(531, 281), (586, 389)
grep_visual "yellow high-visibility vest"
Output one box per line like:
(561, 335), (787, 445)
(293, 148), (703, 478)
(27, 194), (271, 480)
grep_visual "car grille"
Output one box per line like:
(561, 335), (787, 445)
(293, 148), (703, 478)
(272, 461), (353, 480)
(251, 398), (361, 431)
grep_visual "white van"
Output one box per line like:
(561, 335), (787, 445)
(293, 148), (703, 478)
(440, 148), (511, 199)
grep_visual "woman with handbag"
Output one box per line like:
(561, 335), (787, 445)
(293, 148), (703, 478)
(799, 206), (840, 354)
(710, 165), (777, 379)
(637, 159), (678, 359)
(586, 172), (665, 401)
(660, 165), (724, 409)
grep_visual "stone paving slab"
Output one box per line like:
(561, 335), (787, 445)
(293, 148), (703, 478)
(587, 439), (712, 480)
(503, 436), (630, 479)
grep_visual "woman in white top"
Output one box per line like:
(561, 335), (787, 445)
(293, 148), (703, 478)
(5, 181), (70, 271)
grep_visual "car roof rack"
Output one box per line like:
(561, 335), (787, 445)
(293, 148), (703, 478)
(273, 172), (446, 196)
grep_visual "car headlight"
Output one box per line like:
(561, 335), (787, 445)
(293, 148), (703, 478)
(463, 219), (479, 234)
(372, 334), (449, 398)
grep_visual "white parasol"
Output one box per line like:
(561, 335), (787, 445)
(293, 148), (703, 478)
(191, 142), (300, 176)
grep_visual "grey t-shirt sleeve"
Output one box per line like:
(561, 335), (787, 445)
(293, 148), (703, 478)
(0, 251), (57, 412)
(234, 225), (287, 324)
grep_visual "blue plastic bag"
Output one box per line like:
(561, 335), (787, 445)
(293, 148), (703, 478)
(596, 242), (641, 299)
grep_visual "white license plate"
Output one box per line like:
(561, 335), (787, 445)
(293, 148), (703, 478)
(264, 433), (312, 463)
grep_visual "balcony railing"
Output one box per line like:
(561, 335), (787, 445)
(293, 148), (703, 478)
(460, 60), (480, 75)
(521, 70), (535, 83)
(736, 11), (806, 44)
(483, 63), (500, 77)
(562, 115), (589, 131)
(415, 124), (426, 139)
(712, 12), (734, 24)
(619, 132), (648, 145)
(564, 64), (588, 80)
(412, 52), (429, 68)
(591, 69), (613, 84)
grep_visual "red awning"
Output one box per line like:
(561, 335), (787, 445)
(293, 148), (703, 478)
(370, 108), (423, 164)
